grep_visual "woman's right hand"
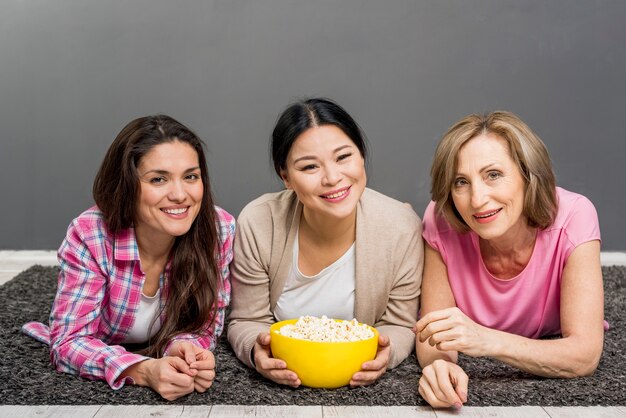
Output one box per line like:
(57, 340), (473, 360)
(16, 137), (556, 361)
(123, 357), (196, 401)
(253, 332), (301, 387)
(418, 359), (468, 409)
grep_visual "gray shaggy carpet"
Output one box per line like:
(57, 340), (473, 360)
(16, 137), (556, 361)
(1, 265), (625, 406)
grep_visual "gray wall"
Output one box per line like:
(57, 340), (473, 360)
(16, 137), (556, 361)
(1, 1), (625, 250)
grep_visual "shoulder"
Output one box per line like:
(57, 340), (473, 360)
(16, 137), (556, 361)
(421, 200), (466, 254)
(68, 206), (111, 241)
(548, 187), (600, 245)
(551, 187), (599, 229)
(60, 207), (117, 268)
(422, 200), (456, 234)
(214, 205), (236, 238)
(238, 190), (297, 227)
(359, 188), (422, 233)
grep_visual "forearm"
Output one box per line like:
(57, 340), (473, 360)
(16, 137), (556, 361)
(376, 324), (415, 369)
(227, 319), (271, 368)
(483, 328), (602, 378)
(51, 335), (149, 388)
(416, 337), (457, 368)
(120, 359), (153, 386)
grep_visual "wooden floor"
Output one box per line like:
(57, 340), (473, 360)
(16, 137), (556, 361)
(2, 251), (625, 418)
(1, 405), (625, 417)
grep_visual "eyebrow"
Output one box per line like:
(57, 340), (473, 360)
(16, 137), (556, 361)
(292, 144), (354, 164)
(140, 166), (201, 176)
(455, 163), (498, 176)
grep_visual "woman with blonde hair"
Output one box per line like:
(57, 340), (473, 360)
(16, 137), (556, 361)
(415, 111), (605, 408)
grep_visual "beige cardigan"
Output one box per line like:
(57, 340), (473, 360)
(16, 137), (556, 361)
(228, 188), (423, 369)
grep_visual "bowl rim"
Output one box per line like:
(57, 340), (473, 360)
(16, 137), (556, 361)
(270, 317), (379, 344)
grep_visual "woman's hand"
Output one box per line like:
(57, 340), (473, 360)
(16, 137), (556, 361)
(167, 341), (216, 392)
(350, 334), (391, 387)
(253, 332), (301, 387)
(419, 359), (468, 408)
(123, 357), (195, 401)
(416, 307), (490, 357)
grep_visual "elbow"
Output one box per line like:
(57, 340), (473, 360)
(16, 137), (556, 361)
(569, 355), (601, 378)
(571, 337), (604, 377)
(559, 361), (598, 378)
(556, 346), (602, 378)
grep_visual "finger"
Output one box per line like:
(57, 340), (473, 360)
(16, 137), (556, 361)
(160, 386), (194, 401)
(431, 330), (463, 352)
(360, 358), (385, 372)
(435, 368), (463, 407)
(421, 365), (453, 406)
(420, 318), (457, 343)
(362, 339), (391, 371)
(350, 369), (383, 387)
(378, 334), (390, 346)
(194, 380), (213, 393)
(194, 368), (216, 382)
(194, 376), (215, 392)
(190, 358), (216, 371)
(416, 308), (456, 333)
(180, 342), (199, 365)
(167, 370), (196, 388)
(268, 369), (300, 387)
(452, 368), (469, 403)
(257, 356), (287, 371)
(256, 332), (271, 346)
(194, 349), (215, 363)
(419, 377), (452, 408)
(168, 357), (196, 379)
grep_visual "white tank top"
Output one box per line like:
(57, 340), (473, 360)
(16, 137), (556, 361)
(274, 233), (356, 321)
(123, 288), (162, 344)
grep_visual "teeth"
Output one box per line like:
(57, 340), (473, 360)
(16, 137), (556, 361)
(163, 207), (187, 215)
(324, 189), (347, 199)
(476, 209), (499, 219)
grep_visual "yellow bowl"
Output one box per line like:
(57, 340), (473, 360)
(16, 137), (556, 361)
(269, 318), (379, 389)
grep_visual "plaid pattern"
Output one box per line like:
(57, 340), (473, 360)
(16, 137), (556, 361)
(22, 205), (235, 389)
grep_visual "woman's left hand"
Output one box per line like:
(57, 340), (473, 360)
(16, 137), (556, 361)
(349, 335), (391, 386)
(167, 341), (216, 392)
(416, 307), (490, 358)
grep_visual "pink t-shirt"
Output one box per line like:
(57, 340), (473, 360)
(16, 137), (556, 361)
(422, 187), (601, 338)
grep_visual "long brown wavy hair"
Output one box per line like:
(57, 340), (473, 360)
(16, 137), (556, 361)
(93, 115), (221, 357)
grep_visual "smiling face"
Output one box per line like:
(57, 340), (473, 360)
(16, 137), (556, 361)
(281, 125), (366, 222)
(134, 140), (203, 245)
(451, 133), (529, 243)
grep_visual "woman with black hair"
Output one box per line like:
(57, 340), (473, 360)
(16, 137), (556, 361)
(23, 115), (235, 400)
(228, 98), (423, 387)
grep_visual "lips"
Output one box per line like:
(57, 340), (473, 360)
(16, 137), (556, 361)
(474, 208), (501, 219)
(161, 206), (189, 215)
(472, 208), (502, 224)
(320, 186), (351, 202)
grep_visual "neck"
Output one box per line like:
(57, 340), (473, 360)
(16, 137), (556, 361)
(300, 207), (356, 245)
(135, 228), (175, 265)
(480, 222), (536, 259)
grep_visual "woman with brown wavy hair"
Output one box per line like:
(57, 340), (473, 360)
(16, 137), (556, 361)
(22, 115), (235, 400)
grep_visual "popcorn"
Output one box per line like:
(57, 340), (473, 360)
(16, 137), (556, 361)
(276, 315), (374, 342)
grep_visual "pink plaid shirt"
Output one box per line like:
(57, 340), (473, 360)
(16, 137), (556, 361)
(22, 205), (235, 389)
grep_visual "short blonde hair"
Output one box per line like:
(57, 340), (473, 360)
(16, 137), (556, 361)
(431, 111), (557, 232)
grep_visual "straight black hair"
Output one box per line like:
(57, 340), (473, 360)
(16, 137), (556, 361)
(271, 97), (368, 177)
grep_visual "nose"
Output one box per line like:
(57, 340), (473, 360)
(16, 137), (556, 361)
(322, 164), (342, 186)
(470, 181), (488, 209)
(167, 180), (186, 202)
